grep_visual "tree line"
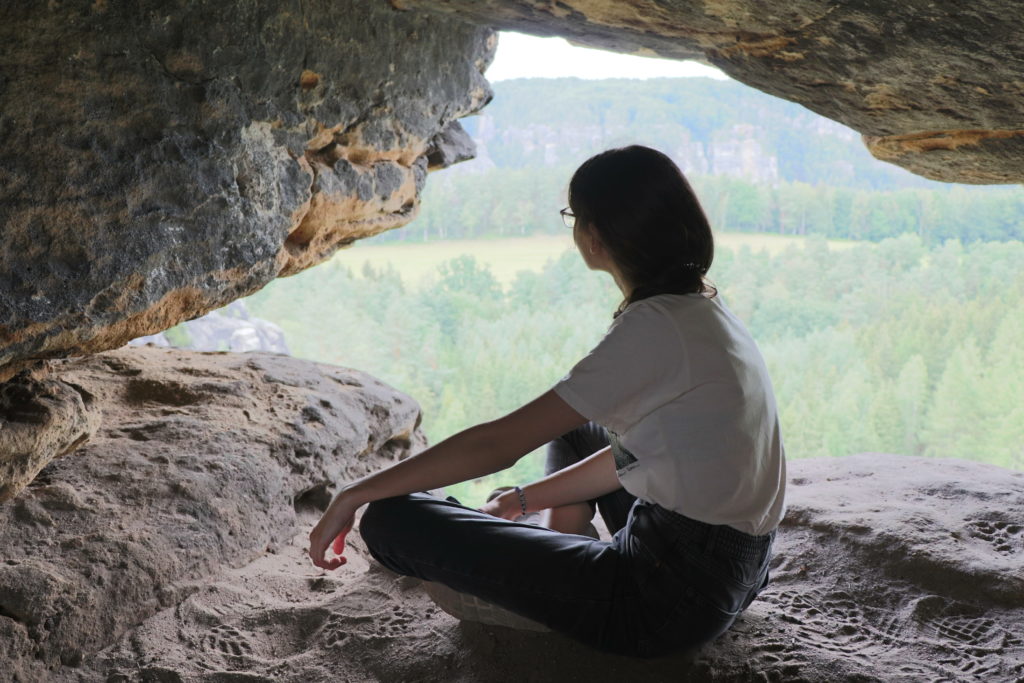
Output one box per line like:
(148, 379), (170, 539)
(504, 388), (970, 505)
(386, 166), (1022, 245)
(244, 235), (1024, 505)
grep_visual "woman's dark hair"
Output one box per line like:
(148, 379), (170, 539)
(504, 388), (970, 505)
(568, 145), (715, 317)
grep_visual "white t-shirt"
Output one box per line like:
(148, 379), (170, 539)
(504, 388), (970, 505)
(552, 293), (786, 536)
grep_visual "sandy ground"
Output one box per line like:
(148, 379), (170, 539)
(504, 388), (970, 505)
(69, 509), (717, 683)
(69, 453), (1024, 682)
(3, 349), (1022, 682)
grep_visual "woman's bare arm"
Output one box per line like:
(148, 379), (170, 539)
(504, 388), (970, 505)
(344, 389), (588, 506)
(309, 389), (589, 569)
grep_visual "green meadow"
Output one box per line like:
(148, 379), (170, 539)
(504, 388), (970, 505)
(332, 232), (856, 289)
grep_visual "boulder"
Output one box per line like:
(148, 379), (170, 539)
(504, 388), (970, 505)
(0, 0), (494, 380)
(0, 346), (424, 679)
(129, 300), (291, 355)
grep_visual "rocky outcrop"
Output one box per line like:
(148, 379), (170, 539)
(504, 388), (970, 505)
(0, 0), (494, 380)
(401, 0), (1024, 185)
(2, 0), (1019, 381)
(129, 301), (290, 355)
(0, 347), (423, 680)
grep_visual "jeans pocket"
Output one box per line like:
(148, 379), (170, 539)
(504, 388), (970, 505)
(627, 535), (693, 633)
(699, 547), (772, 617)
(721, 555), (763, 592)
(630, 534), (669, 590)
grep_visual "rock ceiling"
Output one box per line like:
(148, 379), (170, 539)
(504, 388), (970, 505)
(0, 0), (1020, 379)
(404, 0), (1024, 185)
(0, 0), (493, 380)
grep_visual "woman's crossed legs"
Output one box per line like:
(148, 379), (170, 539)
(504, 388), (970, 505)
(358, 423), (767, 658)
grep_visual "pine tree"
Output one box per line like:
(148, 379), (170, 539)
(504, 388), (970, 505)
(981, 309), (1024, 469)
(894, 355), (929, 456)
(923, 338), (988, 460)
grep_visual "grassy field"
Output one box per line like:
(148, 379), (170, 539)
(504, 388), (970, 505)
(331, 232), (855, 287)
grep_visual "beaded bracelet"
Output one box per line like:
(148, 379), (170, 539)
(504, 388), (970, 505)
(513, 485), (528, 515)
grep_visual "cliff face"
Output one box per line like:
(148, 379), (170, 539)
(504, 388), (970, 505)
(0, 0), (493, 380)
(402, 0), (1024, 185)
(468, 114), (787, 183)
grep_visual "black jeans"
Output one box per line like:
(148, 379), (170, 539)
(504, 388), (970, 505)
(360, 422), (775, 658)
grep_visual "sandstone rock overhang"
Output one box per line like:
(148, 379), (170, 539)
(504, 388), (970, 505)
(2, 0), (1021, 383)
(0, 0), (494, 380)
(399, 0), (1024, 185)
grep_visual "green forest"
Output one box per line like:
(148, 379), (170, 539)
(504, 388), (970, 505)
(245, 235), (1024, 506)
(231, 76), (1024, 507)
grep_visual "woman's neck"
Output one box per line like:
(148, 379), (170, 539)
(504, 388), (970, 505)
(610, 266), (634, 301)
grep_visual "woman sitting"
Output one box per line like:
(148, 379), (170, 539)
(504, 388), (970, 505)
(307, 144), (786, 659)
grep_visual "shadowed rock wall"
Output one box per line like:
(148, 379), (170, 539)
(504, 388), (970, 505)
(401, 0), (1024, 185)
(0, 0), (493, 380)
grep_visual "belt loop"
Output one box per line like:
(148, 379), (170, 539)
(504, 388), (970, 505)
(703, 524), (718, 554)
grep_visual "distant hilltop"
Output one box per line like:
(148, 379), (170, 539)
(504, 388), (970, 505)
(459, 78), (939, 191)
(404, 78), (1020, 244)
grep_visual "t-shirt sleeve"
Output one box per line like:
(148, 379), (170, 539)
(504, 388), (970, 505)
(552, 300), (689, 435)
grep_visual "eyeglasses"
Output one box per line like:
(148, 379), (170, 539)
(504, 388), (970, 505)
(560, 207), (576, 229)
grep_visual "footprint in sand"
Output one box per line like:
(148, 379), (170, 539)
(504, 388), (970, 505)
(964, 519), (1023, 557)
(375, 604), (415, 637)
(912, 596), (1024, 681)
(319, 602), (416, 650)
(751, 588), (920, 680)
(761, 589), (904, 657)
(201, 624), (255, 658)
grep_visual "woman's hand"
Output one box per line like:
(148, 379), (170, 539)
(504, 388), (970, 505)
(481, 447), (620, 523)
(478, 489), (523, 520)
(308, 488), (362, 571)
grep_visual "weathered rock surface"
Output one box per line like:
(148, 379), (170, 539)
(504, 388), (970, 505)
(0, 0), (494, 380)
(403, 0), (1024, 185)
(0, 369), (100, 504)
(3, 0), (1019, 383)
(6, 423), (1021, 682)
(0, 347), (423, 680)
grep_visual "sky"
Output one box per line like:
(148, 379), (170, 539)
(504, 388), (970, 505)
(486, 31), (729, 81)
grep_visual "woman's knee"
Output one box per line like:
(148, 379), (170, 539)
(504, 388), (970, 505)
(359, 493), (489, 580)
(360, 492), (470, 552)
(359, 493), (428, 551)
(545, 421), (610, 475)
